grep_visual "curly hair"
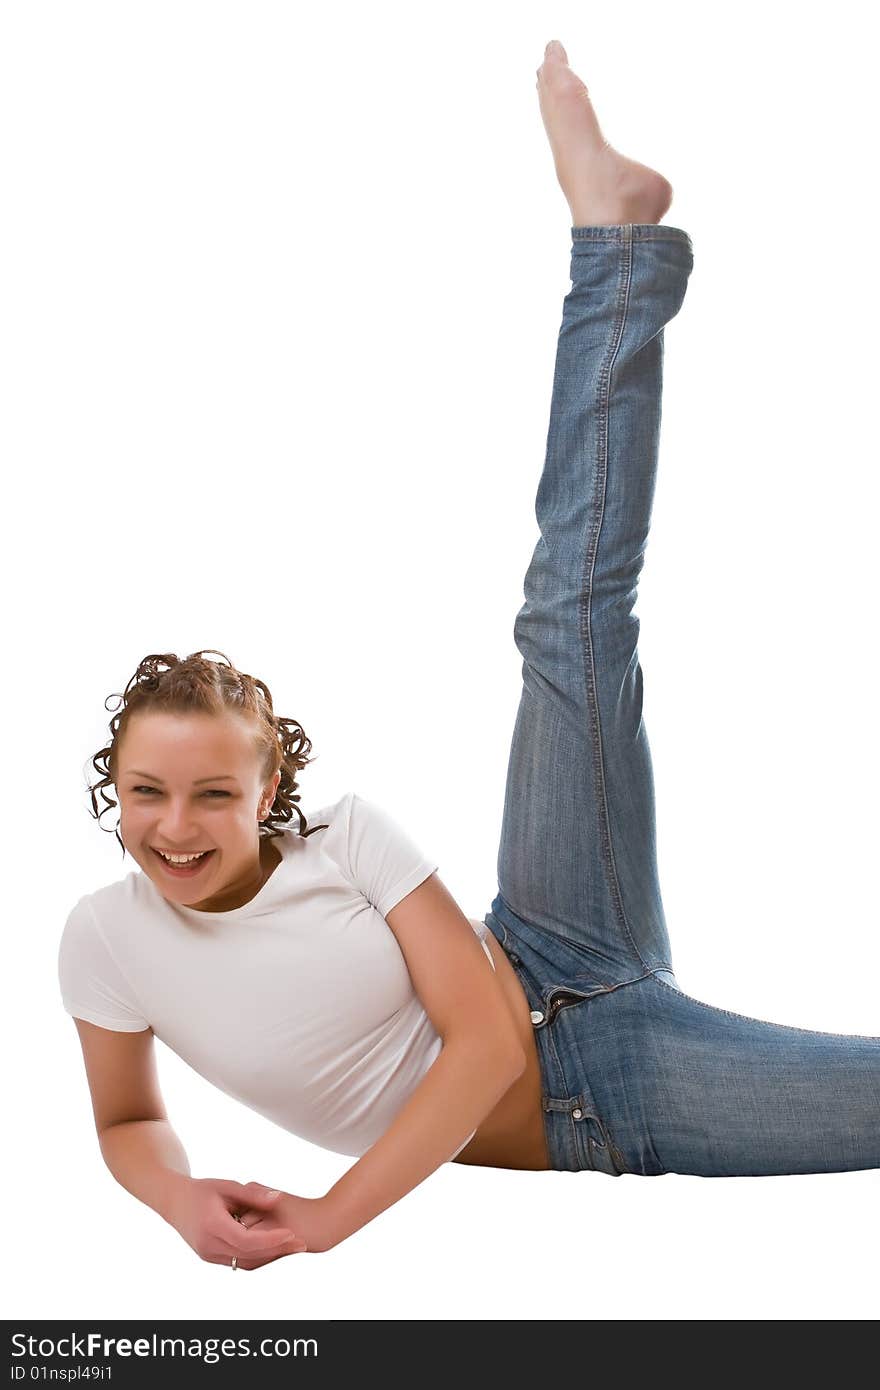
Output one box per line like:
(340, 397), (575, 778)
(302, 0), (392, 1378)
(87, 649), (329, 856)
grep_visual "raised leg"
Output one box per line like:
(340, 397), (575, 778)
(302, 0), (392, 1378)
(493, 223), (693, 982)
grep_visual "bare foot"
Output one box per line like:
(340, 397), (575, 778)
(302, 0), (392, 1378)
(537, 40), (674, 227)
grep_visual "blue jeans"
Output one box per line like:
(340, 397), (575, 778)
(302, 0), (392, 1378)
(484, 223), (880, 1177)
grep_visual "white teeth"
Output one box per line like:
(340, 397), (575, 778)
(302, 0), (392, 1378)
(157, 850), (209, 864)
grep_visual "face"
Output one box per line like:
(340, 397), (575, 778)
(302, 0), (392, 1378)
(115, 710), (282, 912)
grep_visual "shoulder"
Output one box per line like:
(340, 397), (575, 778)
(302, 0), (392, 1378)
(324, 790), (409, 858)
(300, 789), (354, 828)
(330, 791), (438, 914)
(60, 863), (152, 943)
(298, 789), (379, 847)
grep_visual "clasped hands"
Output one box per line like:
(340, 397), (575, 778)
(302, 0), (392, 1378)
(166, 1176), (339, 1269)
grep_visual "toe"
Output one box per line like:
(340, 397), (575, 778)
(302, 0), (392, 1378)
(544, 39), (568, 62)
(538, 39), (569, 80)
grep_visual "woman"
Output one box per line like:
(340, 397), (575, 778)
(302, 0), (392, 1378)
(58, 41), (880, 1270)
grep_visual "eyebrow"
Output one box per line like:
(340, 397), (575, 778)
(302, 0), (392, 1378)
(124, 771), (240, 785)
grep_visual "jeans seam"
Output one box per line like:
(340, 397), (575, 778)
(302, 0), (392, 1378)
(495, 894), (670, 992)
(577, 228), (652, 977)
(650, 972), (880, 1039)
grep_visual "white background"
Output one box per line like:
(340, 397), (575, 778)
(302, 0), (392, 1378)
(3, 0), (878, 1323)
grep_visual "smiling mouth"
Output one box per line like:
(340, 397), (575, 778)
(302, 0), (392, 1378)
(151, 848), (216, 876)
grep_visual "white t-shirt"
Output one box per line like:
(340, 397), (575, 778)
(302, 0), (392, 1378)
(58, 791), (496, 1159)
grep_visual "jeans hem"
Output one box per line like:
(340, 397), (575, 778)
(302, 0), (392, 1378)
(571, 223), (693, 249)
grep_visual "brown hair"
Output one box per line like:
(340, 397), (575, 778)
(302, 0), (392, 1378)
(87, 650), (329, 856)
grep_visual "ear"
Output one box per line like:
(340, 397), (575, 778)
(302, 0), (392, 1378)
(259, 769), (282, 819)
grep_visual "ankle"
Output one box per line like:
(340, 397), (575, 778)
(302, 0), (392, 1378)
(569, 204), (638, 228)
(568, 196), (664, 228)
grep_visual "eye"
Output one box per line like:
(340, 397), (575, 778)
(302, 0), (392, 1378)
(130, 787), (230, 797)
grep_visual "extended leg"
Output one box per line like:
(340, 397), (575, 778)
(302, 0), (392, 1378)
(492, 47), (694, 981)
(568, 974), (880, 1177)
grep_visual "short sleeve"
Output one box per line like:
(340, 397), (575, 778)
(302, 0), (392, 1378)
(57, 896), (150, 1032)
(343, 793), (439, 918)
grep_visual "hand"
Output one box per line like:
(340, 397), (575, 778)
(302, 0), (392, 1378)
(165, 1177), (309, 1269)
(234, 1190), (338, 1258)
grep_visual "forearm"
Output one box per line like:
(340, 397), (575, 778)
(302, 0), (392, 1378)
(321, 1038), (525, 1248)
(98, 1119), (191, 1223)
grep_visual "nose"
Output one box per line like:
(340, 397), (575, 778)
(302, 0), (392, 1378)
(155, 800), (204, 846)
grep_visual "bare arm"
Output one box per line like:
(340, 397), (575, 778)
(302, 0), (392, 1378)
(319, 874), (526, 1248)
(322, 1035), (523, 1248)
(72, 1019), (299, 1264)
(99, 1118), (191, 1222)
(69, 1019), (191, 1220)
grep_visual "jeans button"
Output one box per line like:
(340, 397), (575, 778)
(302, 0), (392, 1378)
(530, 1009), (544, 1025)
(572, 1108), (583, 1120)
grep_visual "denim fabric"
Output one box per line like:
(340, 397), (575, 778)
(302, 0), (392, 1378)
(484, 224), (880, 1177)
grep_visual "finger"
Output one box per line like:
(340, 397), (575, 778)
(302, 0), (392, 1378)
(218, 1223), (290, 1256)
(213, 1233), (308, 1267)
(214, 1180), (282, 1209)
(227, 1220), (300, 1254)
(212, 1180), (255, 1202)
(231, 1208), (273, 1230)
(233, 1212), (260, 1231)
(237, 1215), (278, 1234)
(213, 1232), (306, 1263)
(226, 1209), (280, 1240)
(238, 1182), (283, 1208)
(232, 1243), (309, 1271)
